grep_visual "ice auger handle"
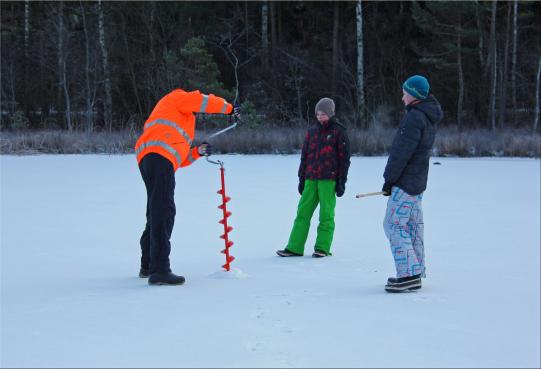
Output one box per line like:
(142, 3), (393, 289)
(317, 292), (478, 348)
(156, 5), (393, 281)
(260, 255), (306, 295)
(206, 156), (224, 167)
(355, 191), (385, 199)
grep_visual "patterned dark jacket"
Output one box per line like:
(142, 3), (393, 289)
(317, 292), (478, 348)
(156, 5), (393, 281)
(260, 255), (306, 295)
(298, 117), (351, 184)
(383, 95), (443, 195)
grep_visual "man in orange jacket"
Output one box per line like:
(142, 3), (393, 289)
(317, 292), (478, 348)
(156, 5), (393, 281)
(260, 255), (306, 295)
(135, 88), (240, 285)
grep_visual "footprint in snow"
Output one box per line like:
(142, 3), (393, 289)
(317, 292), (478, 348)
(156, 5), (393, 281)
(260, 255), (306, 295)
(250, 307), (267, 319)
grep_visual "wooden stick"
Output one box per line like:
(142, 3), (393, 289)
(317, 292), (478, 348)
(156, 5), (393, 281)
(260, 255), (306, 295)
(355, 191), (385, 199)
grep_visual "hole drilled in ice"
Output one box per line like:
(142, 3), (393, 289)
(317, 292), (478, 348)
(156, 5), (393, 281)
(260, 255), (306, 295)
(208, 268), (248, 279)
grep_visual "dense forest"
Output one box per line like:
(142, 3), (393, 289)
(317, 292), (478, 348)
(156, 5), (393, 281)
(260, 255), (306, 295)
(1, 1), (540, 156)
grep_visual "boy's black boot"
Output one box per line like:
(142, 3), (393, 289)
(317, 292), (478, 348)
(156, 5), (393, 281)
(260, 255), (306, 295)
(387, 274), (421, 284)
(276, 249), (303, 257)
(385, 274), (422, 293)
(148, 272), (186, 286)
(312, 250), (328, 258)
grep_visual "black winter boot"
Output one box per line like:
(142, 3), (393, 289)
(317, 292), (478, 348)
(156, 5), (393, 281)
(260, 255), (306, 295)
(312, 250), (328, 258)
(148, 272), (186, 286)
(140, 267), (172, 278)
(385, 274), (421, 293)
(276, 249), (303, 257)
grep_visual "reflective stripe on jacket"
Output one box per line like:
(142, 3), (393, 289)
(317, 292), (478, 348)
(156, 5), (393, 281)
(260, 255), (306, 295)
(135, 89), (232, 171)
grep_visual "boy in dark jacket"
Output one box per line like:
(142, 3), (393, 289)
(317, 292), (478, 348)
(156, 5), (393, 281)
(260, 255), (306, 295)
(382, 75), (443, 292)
(277, 98), (350, 258)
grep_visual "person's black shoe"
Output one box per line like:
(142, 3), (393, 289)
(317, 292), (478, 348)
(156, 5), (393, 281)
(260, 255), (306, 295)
(148, 272), (186, 286)
(386, 274), (421, 284)
(312, 250), (328, 258)
(276, 249), (303, 257)
(385, 274), (421, 293)
(140, 267), (172, 278)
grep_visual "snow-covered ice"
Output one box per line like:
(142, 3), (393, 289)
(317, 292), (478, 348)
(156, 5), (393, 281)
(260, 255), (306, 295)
(1, 154), (539, 368)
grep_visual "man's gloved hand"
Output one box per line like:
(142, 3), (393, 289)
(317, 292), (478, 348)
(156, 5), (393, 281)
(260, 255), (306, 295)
(382, 182), (393, 196)
(298, 178), (305, 196)
(197, 142), (212, 156)
(335, 179), (345, 197)
(233, 104), (242, 120)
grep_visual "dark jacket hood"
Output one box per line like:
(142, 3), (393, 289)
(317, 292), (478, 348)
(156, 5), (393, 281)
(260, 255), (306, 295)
(409, 95), (444, 125)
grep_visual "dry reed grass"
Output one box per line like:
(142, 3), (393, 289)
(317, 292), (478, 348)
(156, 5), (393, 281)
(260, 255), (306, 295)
(1, 127), (539, 157)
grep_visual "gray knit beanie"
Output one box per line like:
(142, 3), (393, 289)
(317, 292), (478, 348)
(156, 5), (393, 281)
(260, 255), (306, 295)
(314, 97), (335, 118)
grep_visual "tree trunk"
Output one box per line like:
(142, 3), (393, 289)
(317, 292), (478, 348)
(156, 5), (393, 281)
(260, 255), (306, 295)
(476, 1), (485, 68)
(356, 0), (365, 129)
(24, 0), (30, 58)
(57, 2), (72, 131)
(534, 56), (541, 132)
(98, 0), (113, 131)
(38, 17), (48, 125)
(261, 2), (268, 50)
(231, 49), (240, 104)
(277, 2), (282, 46)
(332, 1), (340, 95)
(23, 0), (31, 118)
(457, 25), (464, 131)
(488, 0), (497, 130)
(245, 1), (249, 53)
(6, 58), (16, 120)
(57, 1), (63, 125)
(80, 2), (94, 132)
(149, 2), (156, 62)
(62, 59), (72, 132)
(270, 1), (277, 48)
(292, 64), (303, 125)
(498, 2), (511, 128)
(269, 1), (276, 69)
(511, 0), (518, 125)
(120, 11), (143, 118)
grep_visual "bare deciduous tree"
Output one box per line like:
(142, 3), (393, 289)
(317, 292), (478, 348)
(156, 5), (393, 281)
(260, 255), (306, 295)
(53, 1), (72, 131)
(498, 2), (512, 128)
(98, 0), (112, 130)
(261, 2), (268, 50)
(476, 1), (485, 68)
(211, 19), (259, 104)
(511, 0), (518, 125)
(356, 0), (365, 128)
(457, 20), (465, 130)
(80, 2), (98, 132)
(488, 0), (497, 130)
(332, 1), (340, 95)
(270, 1), (277, 54)
(534, 56), (541, 132)
(24, 0), (30, 58)
(118, 8), (143, 118)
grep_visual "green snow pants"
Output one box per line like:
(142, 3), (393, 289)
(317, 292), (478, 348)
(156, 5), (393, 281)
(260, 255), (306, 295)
(286, 179), (337, 255)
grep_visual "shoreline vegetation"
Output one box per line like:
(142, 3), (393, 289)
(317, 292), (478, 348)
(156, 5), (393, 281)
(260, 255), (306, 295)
(1, 127), (540, 157)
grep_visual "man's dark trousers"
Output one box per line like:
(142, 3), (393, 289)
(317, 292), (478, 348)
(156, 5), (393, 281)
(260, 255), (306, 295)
(139, 153), (176, 274)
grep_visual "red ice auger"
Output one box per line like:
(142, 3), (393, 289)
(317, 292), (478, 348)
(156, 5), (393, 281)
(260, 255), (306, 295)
(206, 157), (235, 271)
(204, 115), (239, 271)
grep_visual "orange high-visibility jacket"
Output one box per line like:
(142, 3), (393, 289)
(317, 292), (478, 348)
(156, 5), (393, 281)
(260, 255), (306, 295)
(135, 89), (233, 171)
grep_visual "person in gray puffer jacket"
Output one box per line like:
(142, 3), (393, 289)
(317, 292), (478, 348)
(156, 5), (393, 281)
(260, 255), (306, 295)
(381, 75), (443, 293)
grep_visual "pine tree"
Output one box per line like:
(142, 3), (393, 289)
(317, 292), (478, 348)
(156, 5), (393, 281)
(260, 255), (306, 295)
(156, 37), (232, 101)
(179, 37), (232, 99)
